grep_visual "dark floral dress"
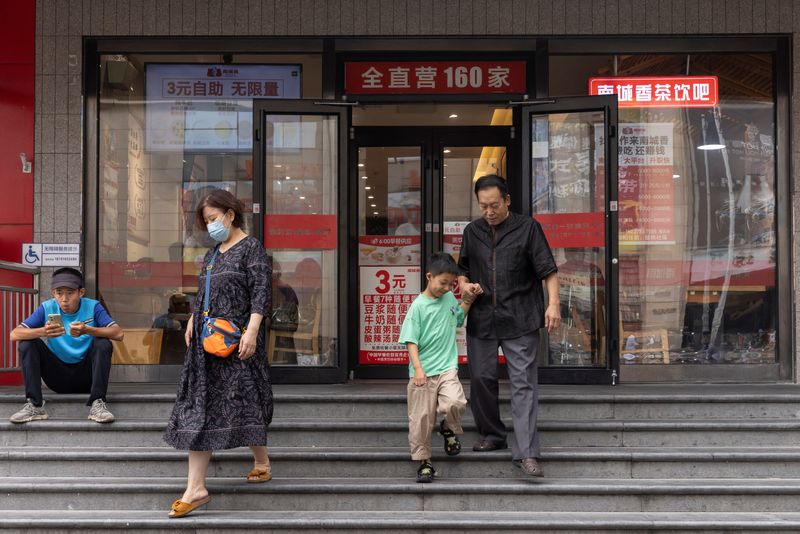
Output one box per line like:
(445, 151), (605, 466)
(164, 236), (273, 451)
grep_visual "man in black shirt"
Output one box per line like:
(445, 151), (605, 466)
(457, 174), (560, 477)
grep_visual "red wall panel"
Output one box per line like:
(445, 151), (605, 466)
(0, 1), (35, 63)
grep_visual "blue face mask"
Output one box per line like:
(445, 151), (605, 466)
(207, 216), (230, 242)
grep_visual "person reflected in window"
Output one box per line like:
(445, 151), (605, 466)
(164, 189), (273, 518)
(270, 259), (299, 353)
(153, 293), (192, 331)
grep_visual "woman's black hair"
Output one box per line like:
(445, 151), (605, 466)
(195, 189), (244, 229)
(474, 174), (509, 198)
(427, 252), (459, 277)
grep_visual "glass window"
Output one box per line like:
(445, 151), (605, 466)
(98, 53), (321, 365)
(264, 113), (338, 367)
(550, 53), (777, 366)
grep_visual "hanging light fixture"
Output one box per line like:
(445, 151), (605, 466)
(698, 113), (725, 151)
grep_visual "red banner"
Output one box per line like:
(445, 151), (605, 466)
(345, 61), (526, 94)
(588, 76), (718, 108)
(264, 214), (337, 249)
(534, 212), (605, 249)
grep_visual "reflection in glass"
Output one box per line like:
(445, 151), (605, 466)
(549, 53), (777, 366)
(96, 53), (317, 366)
(264, 115), (338, 367)
(531, 111), (607, 368)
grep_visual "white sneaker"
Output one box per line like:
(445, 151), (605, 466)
(10, 399), (48, 423)
(88, 399), (115, 423)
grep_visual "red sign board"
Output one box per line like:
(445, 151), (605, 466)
(345, 61), (526, 94)
(263, 214), (337, 250)
(534, 212), (605, 249)
(588, 76), (718, 108)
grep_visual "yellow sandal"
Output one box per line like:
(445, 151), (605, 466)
(168, 495), (211, 518)
(247, 466), (272, 483)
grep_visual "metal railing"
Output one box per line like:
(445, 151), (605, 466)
(0, 260), (39, 372)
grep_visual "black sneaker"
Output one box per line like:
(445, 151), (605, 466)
(416, 461), (436, 483)
(439, 420), (461, 456)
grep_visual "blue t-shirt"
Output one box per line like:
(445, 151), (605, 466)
(21, 298), (116, 364)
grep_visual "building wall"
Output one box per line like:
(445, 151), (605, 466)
(34, 0), (800, 379)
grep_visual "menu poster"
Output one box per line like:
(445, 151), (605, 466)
(359, 266), (420, 365)
(358, 235), (421, 266)
(618, 123), (675, 245)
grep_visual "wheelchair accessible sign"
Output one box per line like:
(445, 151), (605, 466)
(22, 243), (80, 267)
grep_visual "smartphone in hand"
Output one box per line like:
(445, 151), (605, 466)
(47, 313), (64, 326)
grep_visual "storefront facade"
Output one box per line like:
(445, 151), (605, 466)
(30, 1), (795, 385)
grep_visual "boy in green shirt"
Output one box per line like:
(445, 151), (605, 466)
(398, 252), (482, 483)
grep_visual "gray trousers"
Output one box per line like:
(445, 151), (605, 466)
(467, 331), (540, 460)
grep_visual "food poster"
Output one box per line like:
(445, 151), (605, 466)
(358, 235), (421, 266)
(359, 266), (420, 364)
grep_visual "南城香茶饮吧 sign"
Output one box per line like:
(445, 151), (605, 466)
(22, 243), (80, 267)
(345, 61), (526, 94)
(589, 76), (718, 108)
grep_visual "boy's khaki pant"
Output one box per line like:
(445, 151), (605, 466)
(407, 368), (467, 460)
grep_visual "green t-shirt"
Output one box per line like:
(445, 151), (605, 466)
(398, 291), (465, 377)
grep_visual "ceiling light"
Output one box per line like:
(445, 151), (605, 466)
(299, 196), (306, 200)
(358, 163), (365, 167)
(365, 186), (371, 190)
(370, 203), (376, 207)
(449, 113), (458, 119)
(274, 164), (282, 168)
(294, 186), (299, 190)
(443, 149), (451, 154)
(373, 211), (379, 215)
(361, 176), (368, 180)
(285, 176), (291, 180)
(367, 195), (374, 199)
(672, 174), (680, 179)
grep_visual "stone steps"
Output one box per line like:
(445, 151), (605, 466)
(3, 476), (800, 513)
(4, 390), (800, 420)
(4, 510), (800, 533)
(4, 417), (800, 447)
(4, 445), (800, 479)
(2, 384), (800, 531)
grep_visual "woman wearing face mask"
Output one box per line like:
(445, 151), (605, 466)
(164, 189), (273, 518)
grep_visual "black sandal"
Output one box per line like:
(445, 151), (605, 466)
(416, 461), (436, 483)
(439, 421), (461, 456)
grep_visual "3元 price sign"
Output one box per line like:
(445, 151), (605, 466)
(359, 266), (420, 365)
(345, 61), (526, 94)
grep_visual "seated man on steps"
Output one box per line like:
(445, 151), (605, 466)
(8, 267), (124, 424)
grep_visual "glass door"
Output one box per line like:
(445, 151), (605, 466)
(253, 100), (348, 383)
(351, 127), (512, 378)
(435, 128), (513, 370)
(350, 128), (428, 378)
(521, 96), (619, 384)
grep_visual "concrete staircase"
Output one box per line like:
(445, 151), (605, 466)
(2, 382), (800, 532)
